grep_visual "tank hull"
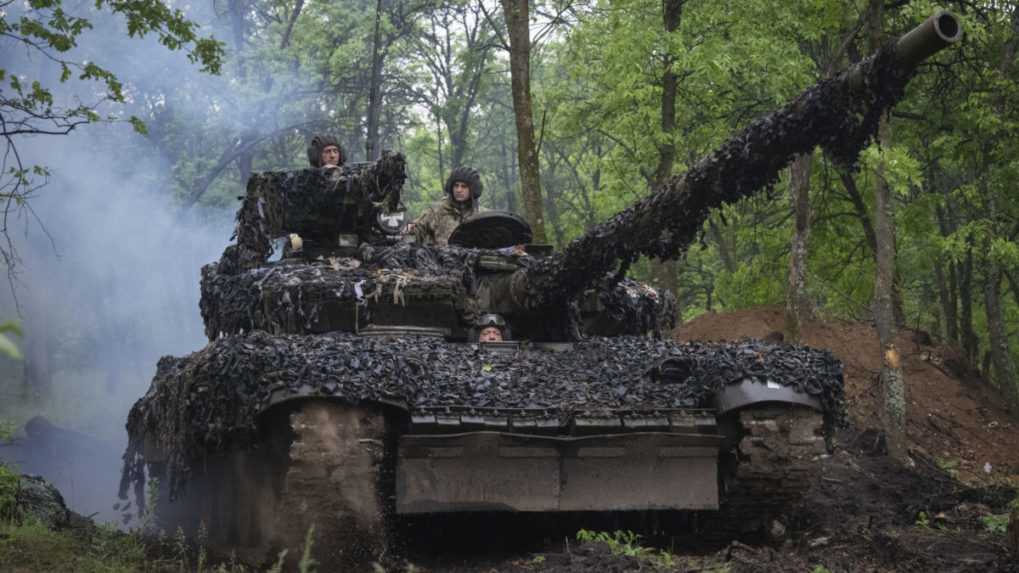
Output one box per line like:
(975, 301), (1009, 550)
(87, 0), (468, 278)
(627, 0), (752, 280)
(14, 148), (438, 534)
(147, 397), (826, 570)
(397, 430), (722, 514)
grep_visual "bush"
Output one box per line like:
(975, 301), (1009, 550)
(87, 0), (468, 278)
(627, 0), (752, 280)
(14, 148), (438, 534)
(0, 463), (19, 521)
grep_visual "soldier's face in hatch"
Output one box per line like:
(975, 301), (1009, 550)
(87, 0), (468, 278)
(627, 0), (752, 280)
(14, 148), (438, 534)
(452, 181), (471, 203)
(479, 326), (503, 342)
(320, 145), (341, 167)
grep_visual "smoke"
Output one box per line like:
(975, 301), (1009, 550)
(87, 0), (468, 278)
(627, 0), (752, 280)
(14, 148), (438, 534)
(0, 2), (244, 523)
(0, 122), (233, 522)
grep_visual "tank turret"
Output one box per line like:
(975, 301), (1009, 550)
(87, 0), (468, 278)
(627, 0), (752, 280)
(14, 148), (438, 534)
(122, 12), (961, 570)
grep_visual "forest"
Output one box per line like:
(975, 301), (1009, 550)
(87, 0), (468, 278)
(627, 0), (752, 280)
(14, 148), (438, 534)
(1, 0), (1018, 570)
(2, 0), (1017, 407)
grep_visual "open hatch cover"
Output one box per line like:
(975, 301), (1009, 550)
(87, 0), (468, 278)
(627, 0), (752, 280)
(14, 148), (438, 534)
(448, 211), (533, 250)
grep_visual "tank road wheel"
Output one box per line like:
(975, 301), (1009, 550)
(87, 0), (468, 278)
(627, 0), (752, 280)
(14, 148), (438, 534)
(277, 400), (393, 569)
(719, 405), (826, 536)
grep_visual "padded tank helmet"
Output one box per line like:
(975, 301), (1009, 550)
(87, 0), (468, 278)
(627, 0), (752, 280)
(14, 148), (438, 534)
(472, 313), (510, 342)
(307, 134), (345, 168)
(444, 166), (483, 200)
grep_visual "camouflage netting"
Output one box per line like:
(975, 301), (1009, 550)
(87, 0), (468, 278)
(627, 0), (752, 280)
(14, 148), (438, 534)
(201, 243), (485, 339)
(121, 334), (843, 499)
(522, 44), (914, 307)
(592, 277), (677, 337)
(217, 152), (407, 275)
(201, 243), (676, 340)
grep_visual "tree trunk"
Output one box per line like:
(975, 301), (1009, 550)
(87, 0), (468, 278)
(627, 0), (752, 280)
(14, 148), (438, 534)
(869, 0), (906, 461)
(648, 0), (684, 306)
(501, 0), (547, 242)
(933, 256), (952, 342)
(227, 0), (248, 79)
(839, 170), (879, 257)
(499, 136), (517, 212)
(959, 246), (978, 365)
(984, 266), (1019, 410)
(840, 168), (905, 323)
(365, 0), (386, 160)
(279, 0), (305, 49)
(707, 218), (736, 273)
(785, 152), (813, 343)
(934, 205), (959, 344)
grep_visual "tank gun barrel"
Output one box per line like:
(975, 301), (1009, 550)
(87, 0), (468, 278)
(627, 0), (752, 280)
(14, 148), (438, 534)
(516, 11), (961, 309)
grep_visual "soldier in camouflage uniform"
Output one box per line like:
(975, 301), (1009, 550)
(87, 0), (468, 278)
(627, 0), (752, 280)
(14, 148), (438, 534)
(412, 167), (486, 246)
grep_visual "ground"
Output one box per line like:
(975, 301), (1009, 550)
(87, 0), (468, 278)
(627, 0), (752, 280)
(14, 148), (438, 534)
(407, 306), (1019, 572)
(678, 306), (1019, 486)
(2, 306), (1018, 572)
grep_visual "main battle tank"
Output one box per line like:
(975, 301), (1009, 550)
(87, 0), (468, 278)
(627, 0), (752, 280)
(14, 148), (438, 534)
(121, 11), (961, 569)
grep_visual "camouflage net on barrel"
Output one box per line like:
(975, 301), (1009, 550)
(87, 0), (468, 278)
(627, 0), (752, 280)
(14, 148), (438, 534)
(522, 45), (913, 307)
(121, 334), (843, 499)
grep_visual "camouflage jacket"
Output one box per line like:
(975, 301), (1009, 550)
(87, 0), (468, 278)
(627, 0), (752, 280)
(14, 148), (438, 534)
(412, 197), (486, 246)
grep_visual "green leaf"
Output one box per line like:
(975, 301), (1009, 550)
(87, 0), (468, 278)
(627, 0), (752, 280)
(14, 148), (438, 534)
(0, 321), (23, 337)
(129, 116), (149, 135)
(0, 333), (22, 360)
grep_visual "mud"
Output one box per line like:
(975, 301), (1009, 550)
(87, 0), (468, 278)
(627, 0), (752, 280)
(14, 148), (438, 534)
(391, 430), (1017, 573)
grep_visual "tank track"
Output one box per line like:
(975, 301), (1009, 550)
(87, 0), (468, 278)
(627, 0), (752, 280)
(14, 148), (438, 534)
(278, 403), (390, 570)
(711, 405), (827, 537)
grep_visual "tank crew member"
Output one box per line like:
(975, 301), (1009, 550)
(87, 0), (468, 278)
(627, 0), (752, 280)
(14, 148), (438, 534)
(307, 134), (345, 168)
(476, 313), (508, 343)
(412, 166), (485, 246)
(286, 134), (347, 256)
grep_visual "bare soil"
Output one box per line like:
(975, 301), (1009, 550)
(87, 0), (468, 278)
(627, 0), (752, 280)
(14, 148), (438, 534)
(679, 306), (1019, 486)
(402, 307), (1019, 573)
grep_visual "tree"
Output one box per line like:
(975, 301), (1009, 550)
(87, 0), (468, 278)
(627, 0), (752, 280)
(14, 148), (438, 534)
(784, 152), (813, 343)
(411, 0), (496, 170)
(647, 0), (684, 307)
(0, 0), (223, 274)
(500, 0), (548, 242)
(868, 0), (906, 461)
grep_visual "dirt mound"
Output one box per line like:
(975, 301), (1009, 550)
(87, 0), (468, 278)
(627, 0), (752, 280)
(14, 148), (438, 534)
(679, 306), (1019, 486)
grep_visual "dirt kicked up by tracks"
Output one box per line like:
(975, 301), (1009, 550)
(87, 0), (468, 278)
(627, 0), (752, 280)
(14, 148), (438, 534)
(400, 307), (1018, 573)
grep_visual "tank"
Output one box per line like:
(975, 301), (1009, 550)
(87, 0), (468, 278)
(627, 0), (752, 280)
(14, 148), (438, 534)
(120, 11), (961, 569)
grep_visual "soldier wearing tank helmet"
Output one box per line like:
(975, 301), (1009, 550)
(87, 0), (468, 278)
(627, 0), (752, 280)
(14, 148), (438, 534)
(411, 166), (486, 246)
(307, 134), (345, 168)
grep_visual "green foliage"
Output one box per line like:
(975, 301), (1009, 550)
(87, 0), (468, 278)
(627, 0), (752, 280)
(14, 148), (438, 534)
(0, 463), (19, 521)
(936, 457), (961, 479)
(981, 513), (1009, 535)
(575, 529), (675, 569)
(915, 511), (931, 529)
(0, 321), (23, 361)
(0, 518), (143, 572)
(0, 419), (16, 442)
(266, 549), (289, 573)
(298, 524), (318, 573)
(812, 567), (834, 573)
(0, 0), (225, 243)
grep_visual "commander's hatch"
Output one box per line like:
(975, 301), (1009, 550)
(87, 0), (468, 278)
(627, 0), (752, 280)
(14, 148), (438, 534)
(449, 211), (550, 255)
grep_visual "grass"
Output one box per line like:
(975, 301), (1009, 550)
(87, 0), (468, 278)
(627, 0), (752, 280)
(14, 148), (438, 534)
(0, 519), (143, 573)
(0, 462), (18, 521)
(575, 529), (677, 569)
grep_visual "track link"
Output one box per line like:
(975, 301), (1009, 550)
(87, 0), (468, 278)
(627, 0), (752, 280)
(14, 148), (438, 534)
(713, 405), (827, 536)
